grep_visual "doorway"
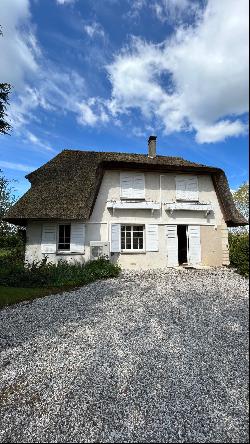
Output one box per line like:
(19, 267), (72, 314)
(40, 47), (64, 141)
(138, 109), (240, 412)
(177, 225), (188, 265)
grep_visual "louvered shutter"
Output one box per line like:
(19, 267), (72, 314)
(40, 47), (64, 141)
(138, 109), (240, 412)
(41, 224), (57, 253)
(166, 225), (178, 267)
(187, 225), (201, 265)
(110, 224), (121, 252)
(120, 172), (145, 199)
(133, 173), (145, 199)
(120, 173), (133, 198)
(186, 177), (198, 201)
(176, 177), (186, 200)
(146, 224), (158, 251)
(70, 223), (85, 253)
(176, 176), (198, 201)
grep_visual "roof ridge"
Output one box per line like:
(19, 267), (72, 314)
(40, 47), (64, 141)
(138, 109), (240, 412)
(61, 148), (185, 160)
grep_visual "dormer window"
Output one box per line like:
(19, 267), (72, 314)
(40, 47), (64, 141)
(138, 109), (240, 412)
(120, 172), (145, 199)
(175, 175), (199, 201)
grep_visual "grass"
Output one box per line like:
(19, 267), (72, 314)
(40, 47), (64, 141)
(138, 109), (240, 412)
(0, 286), (64, 309)
(0, 249), (12, 257)
(0, 258), (121, 309)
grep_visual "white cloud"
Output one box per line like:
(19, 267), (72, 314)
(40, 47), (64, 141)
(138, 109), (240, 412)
(107, 0), (249, 143)
(76, 98), (109, 126)
(151, 0), (201, 24)
(25, 131), (56, 152)
(0, 0), (109, 134)
(196, 120), (248, 144)
(0, 0), (40, 88)
(0, 160), (37, 172)
(84, 22), (105, 39)
(56, 0), (75, 4)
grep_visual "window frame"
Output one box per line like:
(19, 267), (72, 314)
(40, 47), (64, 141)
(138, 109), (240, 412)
(120, 224), (145, 253)
(57, 223), (71, 252)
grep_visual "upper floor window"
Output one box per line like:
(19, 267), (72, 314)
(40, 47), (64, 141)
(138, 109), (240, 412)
(120, 172), (145, 199)
(175, 175), (199, 201)
(58, 224), (71, 250)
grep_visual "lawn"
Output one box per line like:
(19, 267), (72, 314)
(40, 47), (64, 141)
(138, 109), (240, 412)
(0, 286), (60, 309)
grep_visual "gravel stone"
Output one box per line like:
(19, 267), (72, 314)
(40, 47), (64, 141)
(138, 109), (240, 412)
(0, 268), (249, 443)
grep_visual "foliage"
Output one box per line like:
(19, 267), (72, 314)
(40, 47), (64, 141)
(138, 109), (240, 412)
(0, 26), (11, 135)
(231, 182), (249, 234)
(0, 169), (17, 236)
(0, 257), (121, 288)
(229, 232), (249, 277)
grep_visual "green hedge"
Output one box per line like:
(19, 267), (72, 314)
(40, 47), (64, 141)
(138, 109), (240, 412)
(0, 257), (121, 288)
(229, 233), (249, 277)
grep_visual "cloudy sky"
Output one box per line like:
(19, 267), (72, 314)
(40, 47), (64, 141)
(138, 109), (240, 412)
(0, 0), (249, 196)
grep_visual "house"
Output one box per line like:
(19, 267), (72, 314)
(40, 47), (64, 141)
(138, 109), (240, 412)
(5, 136), (247, 269)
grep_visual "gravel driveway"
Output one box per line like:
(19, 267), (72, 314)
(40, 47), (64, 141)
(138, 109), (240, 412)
(0, 268), (249, 443)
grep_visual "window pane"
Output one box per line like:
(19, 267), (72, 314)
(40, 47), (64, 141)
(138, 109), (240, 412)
(126, 234), (131, 249)
(121, 226), (126, 233)
(65, 225), (71, 237)
(134, 225), (143, 232)
(59, 225), (64, 239)
(133, 230), (143, 249)
(58, 224), (71, 250)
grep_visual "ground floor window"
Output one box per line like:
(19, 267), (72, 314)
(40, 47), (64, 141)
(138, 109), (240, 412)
(121, 225), (144, 251)
(58, 224), (71, 250)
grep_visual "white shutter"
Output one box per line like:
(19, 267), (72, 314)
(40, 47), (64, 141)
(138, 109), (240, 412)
(176, 177), (186, 200)
(41, 224), (57, 253)
(133, 173), (145, 199)
(176, 175), (198, 201)
(166, 225), (178, 267)
(120, 173), (133, 198)
(120, 172), (145, 199)
(146, 224), (158, 251)
(70, 223), (85, 253)
(186, 177), (198, 201)
(110, 224), (121, 252)
(187, 225), (201, 265)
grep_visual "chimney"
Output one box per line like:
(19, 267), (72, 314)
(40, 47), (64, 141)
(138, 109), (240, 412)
(148, 135), (157, 158)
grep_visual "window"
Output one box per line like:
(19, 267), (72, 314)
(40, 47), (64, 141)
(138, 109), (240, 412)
(58, 224), (71, 250)
(121, 225), (144, 251)
(175, 175), (199, 201)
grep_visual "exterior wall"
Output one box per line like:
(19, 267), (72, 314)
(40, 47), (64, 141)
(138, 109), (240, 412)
(25, 170), (228, 269)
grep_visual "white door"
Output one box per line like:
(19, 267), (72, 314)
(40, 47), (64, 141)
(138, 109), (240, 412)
(166, 225), (178, 267)
(187, 225), (201, 265)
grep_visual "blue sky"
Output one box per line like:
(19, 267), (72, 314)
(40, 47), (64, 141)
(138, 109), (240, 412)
(0, 0), (249, 197)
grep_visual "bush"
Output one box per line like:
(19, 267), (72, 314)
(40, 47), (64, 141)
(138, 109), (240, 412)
(229, 233), (249, 277)
(0, 232), (25, 261)
(0, 257), (121, 288)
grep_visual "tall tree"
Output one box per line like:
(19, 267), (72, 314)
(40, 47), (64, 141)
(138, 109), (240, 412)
(232, 182), (249, 233)
(0, 169), (16, 236)
(0, 26), (11, 135)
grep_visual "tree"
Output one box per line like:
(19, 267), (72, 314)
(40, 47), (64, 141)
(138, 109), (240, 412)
(0, 169), (16, 236)
(232, 182), (249, 233)
(0, 26), (11, 134)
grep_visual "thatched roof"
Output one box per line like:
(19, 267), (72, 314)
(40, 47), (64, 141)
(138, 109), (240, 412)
(5, 149), (247, 227)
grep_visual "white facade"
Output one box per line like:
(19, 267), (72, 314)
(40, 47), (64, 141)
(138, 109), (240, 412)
(25, 170), (230, 269)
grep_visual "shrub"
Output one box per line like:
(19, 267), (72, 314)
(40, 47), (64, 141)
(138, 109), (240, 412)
(0, 257), (121, 288)
(229, 233), (249, 277)
(0, 232), (25, 261)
